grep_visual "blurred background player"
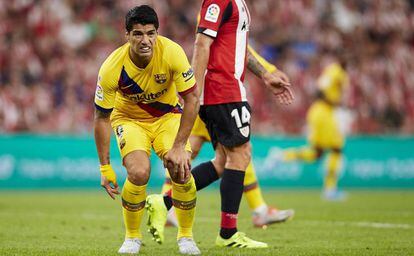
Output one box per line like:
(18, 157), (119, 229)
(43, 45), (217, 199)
(276, 50), (350, 201)
(93, 5), (200, 255)
(161, 45), (294, 228)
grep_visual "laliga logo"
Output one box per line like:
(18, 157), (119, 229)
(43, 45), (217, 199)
(205, 4), (220, 23)
(208, 5), (219, 16)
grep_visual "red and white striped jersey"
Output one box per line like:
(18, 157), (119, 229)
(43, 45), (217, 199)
(197, 0), (251, 105)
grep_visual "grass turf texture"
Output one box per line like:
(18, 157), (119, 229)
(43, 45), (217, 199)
(0, 190), (413, 255)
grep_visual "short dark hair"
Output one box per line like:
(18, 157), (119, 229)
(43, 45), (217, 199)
(125, 5), (159, 32)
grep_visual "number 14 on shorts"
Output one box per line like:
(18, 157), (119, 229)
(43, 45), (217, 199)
(231, 106), (251, 138)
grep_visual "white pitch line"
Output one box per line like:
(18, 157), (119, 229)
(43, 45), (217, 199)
(193, 218), (413, 230)
(298, 220), (412, 230)
(355, 221), (412, 229)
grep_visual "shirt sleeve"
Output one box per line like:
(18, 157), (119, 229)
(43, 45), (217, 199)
(169, 43), (197, 96)
(94, 64), (118, 112)
(197, 0), (231, 38)
(248, 45), (278, 73)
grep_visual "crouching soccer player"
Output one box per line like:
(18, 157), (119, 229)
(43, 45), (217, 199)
(93, 5), (200, 255)
(159, 46), (294, 228)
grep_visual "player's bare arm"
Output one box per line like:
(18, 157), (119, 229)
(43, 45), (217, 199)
(93, 108), (119, 199)
(164, 88), (200, 183)
(192, 33), (214, 92)
(247, 49), (294, 105)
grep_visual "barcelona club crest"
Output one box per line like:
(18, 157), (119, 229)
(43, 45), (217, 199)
(154, 74), (167, 84)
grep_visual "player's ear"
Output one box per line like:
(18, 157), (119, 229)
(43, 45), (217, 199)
(125, 31), (129, 41)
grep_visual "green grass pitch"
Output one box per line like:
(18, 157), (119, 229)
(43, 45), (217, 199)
(0, 190), (413, 255)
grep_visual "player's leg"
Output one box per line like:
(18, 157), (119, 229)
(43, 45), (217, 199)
(112, 122), (152, 254)
(215, 142), (266, 248)
(161, 116), (212, 227)
(243, 161), (265, 210)
(322, 107), (346, 200)
(163, 134), (213, 227)
(204, 102), (266, 248)
(283, 146), (323, 162)
(283, 101), (325, 163)
(149, 113), (200, 254)
(323, 148), (343, 199)
(161, 133), (220, 214)
(217, 142), (249, 238)
(189, 134), (205, 160)
(243, 161), (295, 227)
(119, 150), (150, 253)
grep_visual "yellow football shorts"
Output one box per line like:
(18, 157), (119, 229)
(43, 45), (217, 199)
(191, 115), (211, 141)
(111, 113), (192, 159)
(307, 100), (344, 149)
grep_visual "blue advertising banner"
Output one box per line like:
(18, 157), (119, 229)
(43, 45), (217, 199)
(0, 135), (413, 188)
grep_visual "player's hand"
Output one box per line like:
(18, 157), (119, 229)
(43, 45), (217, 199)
(273, 69), (290, 84)
(163, 146), (191, 183)
(100, 164), (120, 200)
(262, 71), (295, 105)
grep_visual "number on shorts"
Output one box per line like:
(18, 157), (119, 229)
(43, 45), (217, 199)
(230, 106), (251, 128)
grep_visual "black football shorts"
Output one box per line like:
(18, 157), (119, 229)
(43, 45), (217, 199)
(199, 102), (251, 148)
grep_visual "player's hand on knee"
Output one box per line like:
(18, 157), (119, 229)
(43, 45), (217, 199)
(100, 164), (120, 199)
(164, 147), (191, 183)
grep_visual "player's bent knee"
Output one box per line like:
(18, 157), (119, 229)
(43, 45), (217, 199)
(127, 167), (150, 185)
(123, 150), (150, 185)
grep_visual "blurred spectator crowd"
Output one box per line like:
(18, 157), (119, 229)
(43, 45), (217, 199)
(0, 0), (413, 135)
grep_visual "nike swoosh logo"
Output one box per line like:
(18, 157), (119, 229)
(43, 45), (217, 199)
(120, 84), (134, 89)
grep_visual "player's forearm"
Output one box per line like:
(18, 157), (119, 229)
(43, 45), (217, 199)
(247, 50), (268, 78)
(93, 110), (112, 165)
(173, 92), (200, 148)
(248, 46), (278, 73)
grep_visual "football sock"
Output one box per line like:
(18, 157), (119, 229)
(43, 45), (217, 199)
(284, 146), (319, 163)
(121, 178), (146, 239)
(163, 161), (218, 211)
(163, 189), (173, 210)
(324, 151), (342, 190)
(243, 161), (266, 211)
(172, 175), (197, 239)
(191, 161), (219, 190)
(220, 169), (245, 239)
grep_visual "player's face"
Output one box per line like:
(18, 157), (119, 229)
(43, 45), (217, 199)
(126, 24), (157, 60)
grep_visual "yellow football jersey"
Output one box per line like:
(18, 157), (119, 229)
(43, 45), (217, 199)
(317, 62), (348, 105)
(248, 45), (278, 73)
(94, 36), (196, 122)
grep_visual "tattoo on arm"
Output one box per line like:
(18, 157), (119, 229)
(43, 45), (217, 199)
(247, 51), (267, 78)
(94, 108), (111, 119)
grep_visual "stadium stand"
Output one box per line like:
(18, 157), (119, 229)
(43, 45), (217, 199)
(0, 0), (413, 134)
